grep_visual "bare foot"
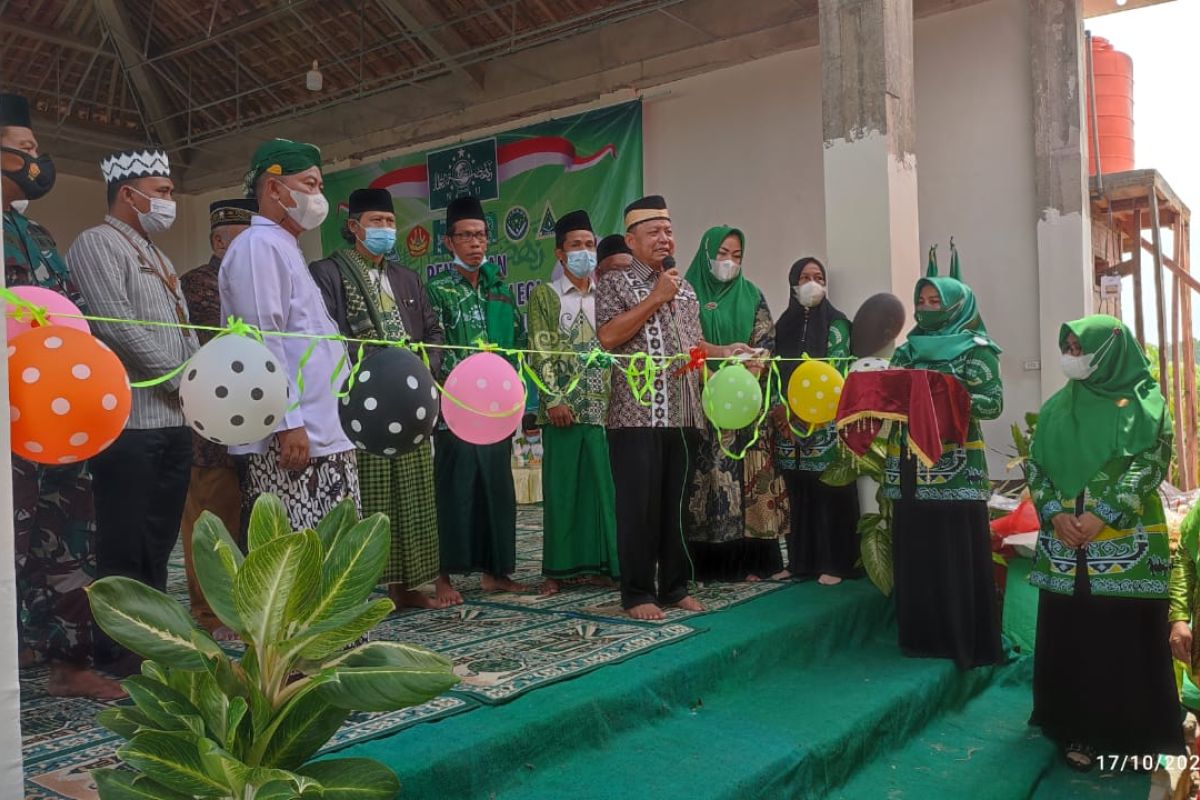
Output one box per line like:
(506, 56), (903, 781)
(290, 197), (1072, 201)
(211, 625), (240, 642)
(18, 648), (38, 669)
(389, 585), (449, 610)
(627, 602), (666, 621)
(745, 574), (762, 583)
(818, 575), (843, 586)
(770, 569), (792, 580)
(47, 663), (126, 700)
(587, 576), (618, 588)
(435, 575), (464, 606)
(481, 573), (529, 593)
(673, 595), (705, 612)
(540, 578), (562, 596)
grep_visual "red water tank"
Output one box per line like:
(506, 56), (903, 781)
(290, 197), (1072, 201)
(1087, 36), (1135, 176)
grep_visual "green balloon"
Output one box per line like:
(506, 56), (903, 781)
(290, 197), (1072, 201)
(702, 363), (763, 430)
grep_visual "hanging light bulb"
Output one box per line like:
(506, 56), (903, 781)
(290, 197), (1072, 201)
(306, 60), (323, 92)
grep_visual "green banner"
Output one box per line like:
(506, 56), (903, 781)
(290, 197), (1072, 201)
(319, 100), (643, 311)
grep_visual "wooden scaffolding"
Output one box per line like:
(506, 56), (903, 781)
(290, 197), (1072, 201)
(1091, 170), (1195, 488)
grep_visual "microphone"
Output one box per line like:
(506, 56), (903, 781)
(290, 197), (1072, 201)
(659, 255), (679, 322)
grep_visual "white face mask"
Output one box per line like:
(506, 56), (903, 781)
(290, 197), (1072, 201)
(10, 199), (29, 214)
(709, 258), (740, 282)
(129, 188), (176, 234)
(794, 281), (826, 308)
(278, 183), (329, 231)
(1060, 353), (1098, 381)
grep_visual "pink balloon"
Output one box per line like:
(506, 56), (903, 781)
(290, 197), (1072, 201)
(441, 352), (526, 445)
(6, 286), (90, 342)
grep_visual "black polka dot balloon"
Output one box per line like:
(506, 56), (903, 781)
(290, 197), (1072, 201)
(339, 347), (439, 458)
(180, 335), (289, 446)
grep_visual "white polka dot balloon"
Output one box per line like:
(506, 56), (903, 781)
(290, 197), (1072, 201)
(180, 335), (289, 446)
(338, 347), (439, 457)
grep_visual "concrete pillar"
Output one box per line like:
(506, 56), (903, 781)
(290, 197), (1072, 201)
(819, 0), (921, 321)
(1029, 0), (1093, 399)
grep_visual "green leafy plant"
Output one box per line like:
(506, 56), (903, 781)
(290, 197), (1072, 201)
(822, 439), (894, 596)
(86, 494), (459, 800)
(1006, 412), (1039, 475)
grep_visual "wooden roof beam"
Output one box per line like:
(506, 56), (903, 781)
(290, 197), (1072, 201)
(377, 0), (485, 91)
(94, 0), (183, 148)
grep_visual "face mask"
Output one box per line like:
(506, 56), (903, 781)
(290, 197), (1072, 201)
(10, 199), (29, 214)
(129, 188), (176, 234)
(1, 147), (56, 200)
(709, 258), (740, 282)
(565, 249), (597, 278)
(1060, 353), (1098, 382)
(915, 308), (949, 331)
(453, 254), (481, 273)
(795, 282), (826, 308)
(359, 226), (396, 256)
(275, 181), (328, 231)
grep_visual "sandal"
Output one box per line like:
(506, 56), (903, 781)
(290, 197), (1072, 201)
(1064, 743), (1097, 772)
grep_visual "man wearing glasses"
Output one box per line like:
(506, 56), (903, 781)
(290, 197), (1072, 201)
(426, 195), (527, 602)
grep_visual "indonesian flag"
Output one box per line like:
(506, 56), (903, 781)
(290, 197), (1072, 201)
(367, 136), (617, 200)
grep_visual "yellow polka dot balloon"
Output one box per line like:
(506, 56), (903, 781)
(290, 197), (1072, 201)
(787, 359), (845, 425)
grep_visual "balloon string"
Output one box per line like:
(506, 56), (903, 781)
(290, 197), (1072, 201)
(4, 301), (852, 414)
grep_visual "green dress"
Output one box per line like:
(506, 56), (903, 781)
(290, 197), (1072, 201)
(426, 263), (527, 576)
(1027, 314), (1182, 756)
(527, 278), (618, 580)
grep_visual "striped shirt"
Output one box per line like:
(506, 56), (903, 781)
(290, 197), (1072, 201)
(66, 215), (198, 430)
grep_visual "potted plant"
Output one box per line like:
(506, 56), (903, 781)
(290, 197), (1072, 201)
(86, 494), (459, 799)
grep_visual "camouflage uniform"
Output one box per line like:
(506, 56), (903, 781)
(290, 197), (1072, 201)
(5, 208), (97, 664)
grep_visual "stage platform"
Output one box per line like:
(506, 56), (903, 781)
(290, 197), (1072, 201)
(21, 506), (1151, 799)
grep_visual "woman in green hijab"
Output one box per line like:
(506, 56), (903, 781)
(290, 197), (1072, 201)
(1028, 315), (1182, 770)
(682, 226), (786, 581)
(885, 263), (1004, 670)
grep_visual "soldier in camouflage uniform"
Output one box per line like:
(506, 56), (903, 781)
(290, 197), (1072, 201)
(1, 93), (123, 699)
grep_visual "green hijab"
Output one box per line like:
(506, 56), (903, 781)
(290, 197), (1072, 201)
(684, 226), (761, 346)
(1031, 315), (1166, 499)
(893, 247), (1000, 367)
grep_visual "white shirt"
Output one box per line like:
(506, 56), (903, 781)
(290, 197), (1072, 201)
(552, 272), (596, 331)
(219, 216), (352, 457)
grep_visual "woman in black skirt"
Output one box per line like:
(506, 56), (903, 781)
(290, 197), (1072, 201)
(1028, 315), (1182, 770)
(883, 258), (1003, 670)
(772, 258), (860, 584)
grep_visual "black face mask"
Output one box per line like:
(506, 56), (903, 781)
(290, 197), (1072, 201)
(1, 147), (56, 200)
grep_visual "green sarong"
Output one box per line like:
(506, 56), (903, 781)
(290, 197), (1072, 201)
(359, 442), (439, 589)
(541, 424), (619, 580)
(434, 430), (517, 576)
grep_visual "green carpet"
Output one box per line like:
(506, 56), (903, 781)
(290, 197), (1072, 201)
(22, 504), (1162, 799)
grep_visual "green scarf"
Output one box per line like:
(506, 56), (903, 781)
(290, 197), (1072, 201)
(479, 261), (518, 350)
(894, 276), (1000, 367)
(683, 226), (761, 346)
(1031, 314), (1166, 499)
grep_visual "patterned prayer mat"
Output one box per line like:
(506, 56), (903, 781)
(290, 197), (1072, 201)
(21, 504), (703, 797)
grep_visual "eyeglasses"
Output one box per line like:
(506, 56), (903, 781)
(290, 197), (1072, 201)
(451, 231), (488, 242)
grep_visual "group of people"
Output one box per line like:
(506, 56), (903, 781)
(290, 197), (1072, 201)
(7, 89), (1200, 775)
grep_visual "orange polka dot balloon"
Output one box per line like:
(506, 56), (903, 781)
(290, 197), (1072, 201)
(8, 326), (131, 464)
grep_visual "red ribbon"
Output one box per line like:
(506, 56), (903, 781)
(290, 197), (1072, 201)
(674, 346), (707, 377)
